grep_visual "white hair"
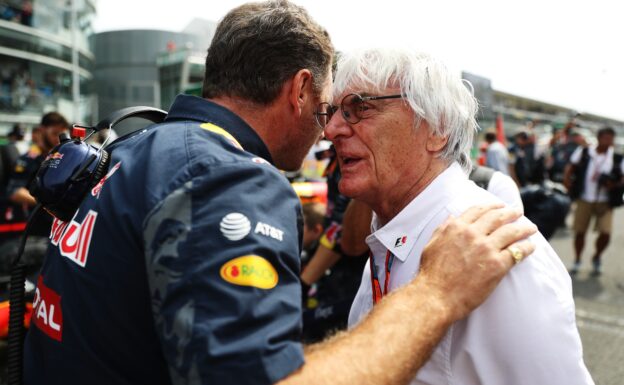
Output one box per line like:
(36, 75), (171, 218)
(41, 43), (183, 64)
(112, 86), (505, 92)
(333, 48), (479, 172)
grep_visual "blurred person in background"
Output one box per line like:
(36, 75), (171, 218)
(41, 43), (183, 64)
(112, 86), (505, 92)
(300, 146), (369, 341)
(564, 126), (624, 276)
(469, 164), (523, 211)
(0, 124), (24, 194)
(509, 130), (546, 187)
(548, 120), (587, 183)
(484, 131), (510, 175)
(301, 201), (326, 259)
(0, 112), (68, 274)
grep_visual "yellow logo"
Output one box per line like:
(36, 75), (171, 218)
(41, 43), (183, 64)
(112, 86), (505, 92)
(200, 123), (243, 149)
(220, 255), (278, 289)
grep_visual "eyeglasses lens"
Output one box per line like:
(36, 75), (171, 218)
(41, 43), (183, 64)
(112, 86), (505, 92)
(341, 94), (363, 124)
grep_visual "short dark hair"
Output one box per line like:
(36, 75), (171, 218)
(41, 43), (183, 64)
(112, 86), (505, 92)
(484, 132), (497, 142)
(9, 124), (25, 140)
(597, 126), (616, 138)
(202, 0), (334, 104)
(40, 111), (69, 128)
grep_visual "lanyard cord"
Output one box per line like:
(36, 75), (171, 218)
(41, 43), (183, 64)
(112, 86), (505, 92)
(369, 250), (395, 305)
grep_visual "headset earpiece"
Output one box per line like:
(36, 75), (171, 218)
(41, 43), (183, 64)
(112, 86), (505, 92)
(30, 133), (111, 222)
(29, 106), (167, 222)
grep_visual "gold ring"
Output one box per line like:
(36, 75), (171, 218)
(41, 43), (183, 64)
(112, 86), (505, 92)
(507, 246), (524, 265)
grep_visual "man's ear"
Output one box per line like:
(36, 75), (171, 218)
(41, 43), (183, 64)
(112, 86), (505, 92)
(288, 69), (313, 116)
(426, 131), (449, 153)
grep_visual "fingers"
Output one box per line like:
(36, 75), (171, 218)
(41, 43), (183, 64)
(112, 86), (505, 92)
(416, 210), (538, 322)
(456, 203), (504, 224)
(506, 240), (535, 266)
(489, 221), (538, 250)
(470, 207), (524, 235)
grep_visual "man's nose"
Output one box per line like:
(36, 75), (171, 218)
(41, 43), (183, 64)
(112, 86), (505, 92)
(324, 111), (350, 142)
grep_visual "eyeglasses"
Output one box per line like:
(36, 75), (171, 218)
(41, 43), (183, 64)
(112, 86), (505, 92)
(314, 93), (405, 128)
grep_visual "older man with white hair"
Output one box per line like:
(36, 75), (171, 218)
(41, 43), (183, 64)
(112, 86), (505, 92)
(321, 48), (594, 385)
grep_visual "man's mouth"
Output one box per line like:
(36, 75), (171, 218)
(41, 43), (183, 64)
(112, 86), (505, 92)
(341, 156), (361, 167)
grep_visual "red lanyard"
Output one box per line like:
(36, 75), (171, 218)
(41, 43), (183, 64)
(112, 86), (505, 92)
(370, 250), (395, 305)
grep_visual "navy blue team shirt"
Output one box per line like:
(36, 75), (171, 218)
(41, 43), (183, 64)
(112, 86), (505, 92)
(24, 94), (305, 385)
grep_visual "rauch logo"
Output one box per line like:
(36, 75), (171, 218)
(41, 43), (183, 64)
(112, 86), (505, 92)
(220, 255), (278, 289)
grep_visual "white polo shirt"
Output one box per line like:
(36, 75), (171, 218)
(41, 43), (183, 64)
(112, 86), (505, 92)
(487, 170), (523, 212)
(569, 145), (624, 203)
(348, 163), (594, 385)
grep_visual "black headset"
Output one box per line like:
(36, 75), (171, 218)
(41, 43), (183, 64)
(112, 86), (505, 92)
(29, 106), (168, 222)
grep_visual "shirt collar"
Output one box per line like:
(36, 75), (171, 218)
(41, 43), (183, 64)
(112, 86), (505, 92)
(367, 162), (467, 262)
(166, 94), (274, 163)
(589, 145), (613, 159)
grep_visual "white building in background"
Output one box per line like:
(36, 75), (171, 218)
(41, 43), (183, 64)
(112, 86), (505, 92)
(0, 0), (96, 133)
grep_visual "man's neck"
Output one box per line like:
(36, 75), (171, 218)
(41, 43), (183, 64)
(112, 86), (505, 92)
(208, 95), (282, 156)
(375, 160), (450, 227)
(596, 145), (609, 154)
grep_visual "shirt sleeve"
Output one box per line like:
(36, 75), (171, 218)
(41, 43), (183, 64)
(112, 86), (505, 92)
(449, 230), (594, 385)
(569, 146), (583, 165)
(143, 160), (304, 385)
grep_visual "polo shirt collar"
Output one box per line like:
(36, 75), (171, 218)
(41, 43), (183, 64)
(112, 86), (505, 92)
(367, 162), (467, 262)
(165, 94), (274, 163)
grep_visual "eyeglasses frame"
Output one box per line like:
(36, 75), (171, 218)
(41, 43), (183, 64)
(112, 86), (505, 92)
(313, 93), (405, 128)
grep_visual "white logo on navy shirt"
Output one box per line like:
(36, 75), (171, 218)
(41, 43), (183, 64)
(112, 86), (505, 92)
(50, 210), (98, 267)
(220, 213), (251, 241)
(254, 222), (284, 241)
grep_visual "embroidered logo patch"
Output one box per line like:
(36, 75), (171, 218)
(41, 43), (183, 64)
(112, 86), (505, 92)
(220, 255), (278, 289)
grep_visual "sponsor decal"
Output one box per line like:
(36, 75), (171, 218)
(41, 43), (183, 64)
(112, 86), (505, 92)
(45, 152), (64, 169)
(50, 210), (97, 267)
(220, 213), (251, 241)
(45, 152), (64, 160)
(220, 255), (278, 289)
(32, 276), (63, 341)
(394, 236), (407, 248)
(91, 161), (122, 197)
(200, 123), (243, 149)
(254, 222), (284, 241)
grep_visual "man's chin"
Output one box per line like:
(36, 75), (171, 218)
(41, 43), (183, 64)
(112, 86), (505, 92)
(337, 179), (361, 199)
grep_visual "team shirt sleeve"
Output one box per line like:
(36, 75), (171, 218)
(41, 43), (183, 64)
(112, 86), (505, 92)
(143, 160), (304, 385)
